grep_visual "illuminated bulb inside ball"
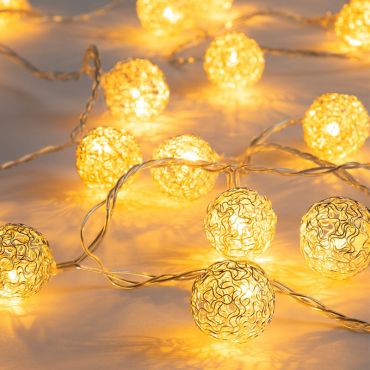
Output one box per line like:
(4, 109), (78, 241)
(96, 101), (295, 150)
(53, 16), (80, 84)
(136, 0), (194, 35)
(0, 0), (29, 25)
(302, 93), (369, 163)
(335, 0), (370, 50)
(205, 188), (277, 259)
(191, 260), (275, 342)
(300, 197), (370, 279)
(102, 58), (170, 121)
(151, 135), (218, 200)
(0, 224), (55, 301)
(76, 126), (143, 190)
(204, 32), (265, 89)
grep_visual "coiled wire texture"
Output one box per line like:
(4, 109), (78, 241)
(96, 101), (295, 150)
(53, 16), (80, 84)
(300, 197), (370, 279)
(191, 260), (275, 342)
(0, 224), (55, 300)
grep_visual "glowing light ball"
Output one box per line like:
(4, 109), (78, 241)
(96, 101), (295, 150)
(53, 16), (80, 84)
(204, 188), (277, 259)
(137, 0), (194, 36)
(335, 0), (370, 50)
(300, 197), (370, 279)
(0, 0), (30, 25)
(0, 224), (55, 300)
(204, 32), (265, 89)
(76, 126), (143, 189)
(302, 93), (369, 163)
(102, 59), (170, 121)
(191, 260), (275, 342)
(151, 135), (218, 200)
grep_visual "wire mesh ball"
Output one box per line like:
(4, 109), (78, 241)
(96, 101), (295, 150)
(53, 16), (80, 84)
(302, 93), (369, 163)
(191, 260), (275, 342)
(151, 134), (218, 201)
(204, 31), (265, 89)
(102, 59), (170, 121)
(0, 223), (55, 301)
(0, 0), (30, 25)
(137, 0), (194, 36)
(300, 197), (370, 279)
(205, 188), (277, 259)
(76, 126), (143, 190)
(335, 0), (370, 50)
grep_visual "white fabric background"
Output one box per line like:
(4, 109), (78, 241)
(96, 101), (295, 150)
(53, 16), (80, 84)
(0, 0), (369, 369)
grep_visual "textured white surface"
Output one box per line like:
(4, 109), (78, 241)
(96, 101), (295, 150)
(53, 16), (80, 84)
(0, 0), (369, 369)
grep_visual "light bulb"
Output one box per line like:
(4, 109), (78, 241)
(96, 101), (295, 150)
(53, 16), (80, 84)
(76, 126), (143, 189)
(300, 197), (370, 279)
(102, 59), (170, 121)
(191, 260), (275, 342)
(335, 0), (370, 50)
(0, 0), (29, 25)
(204, 188), (277, 259)
(151, 134), (218, 200)
(302, 93), (369, 163)
(136, 0), (194, 36)
(0, 223), (55, 301)
(204, 32), (265, 89)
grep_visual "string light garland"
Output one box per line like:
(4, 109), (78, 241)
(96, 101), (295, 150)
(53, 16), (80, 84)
(335, 0), (370, 50)
(76, 126), (143, 189)
(151, 135), (219, 200)
(302, 93), (370, 163)
(0, 223), (55, 301)
(204, 188), (277, 259)
(300, 196), (370, 279)
(0, 0), (29, 25)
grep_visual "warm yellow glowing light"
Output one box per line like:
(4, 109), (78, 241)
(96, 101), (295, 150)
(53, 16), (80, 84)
(151, 134), (218, 200)
(204, 32), (265, 89)
(335, 0), (370, 50)
(204, 188), (277, 259)
(136, 0), (194, 35)
(76, 126), (143, 189)
(0, 0), (29, 25)
(300, 197), (370, 279)
(102, 59), (170, 121)
(302, 93), (369, 163)
(191, 260), (275, 342)
(0, 224), (55, 300)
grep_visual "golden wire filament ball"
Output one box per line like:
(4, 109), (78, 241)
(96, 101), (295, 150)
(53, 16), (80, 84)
(302, 93), (369, 163)
(151, 135), (218, 201)
(204, 188), (277, 260)
(0, 0), (30, 25)
(0, 224), (55, 301)
(76, 126), (143, 190)
(300, 197), (370, 279)
(102, 59), (170, 121)
(137, 0), (194, 36)
(335, 0), (370, 51)
(191, 260), (275, 342)
(204, 32), (265, 89)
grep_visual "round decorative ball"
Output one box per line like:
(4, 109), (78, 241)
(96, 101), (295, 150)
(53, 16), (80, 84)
(205, 188), (277, 259)
(302, 93), (369, 163)
(300, 197), (370, 279)
(151, 134), (218, 201)
(191, 260), (275, 342)
(137, 0), (194, 36)
(0, 223), (55, 300)
(76, 126), (143, 189)
(102, 59), (170, 121)
(204, 31), (265, 89)
(335, 0), (370, 51)
(0, 0), (30, 25)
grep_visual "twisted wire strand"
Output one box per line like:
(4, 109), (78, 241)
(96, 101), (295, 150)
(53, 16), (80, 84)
(0, 44), (102, 171)
(0, 0), (123, 23)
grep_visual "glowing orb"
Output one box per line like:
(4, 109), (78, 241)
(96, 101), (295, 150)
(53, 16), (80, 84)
(204, 31), (265, 89)
(300, 197), (370, 279)
(191, 260), (275, 342)
(0, 0), (29, 25)
(76, 126), (143, 189)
